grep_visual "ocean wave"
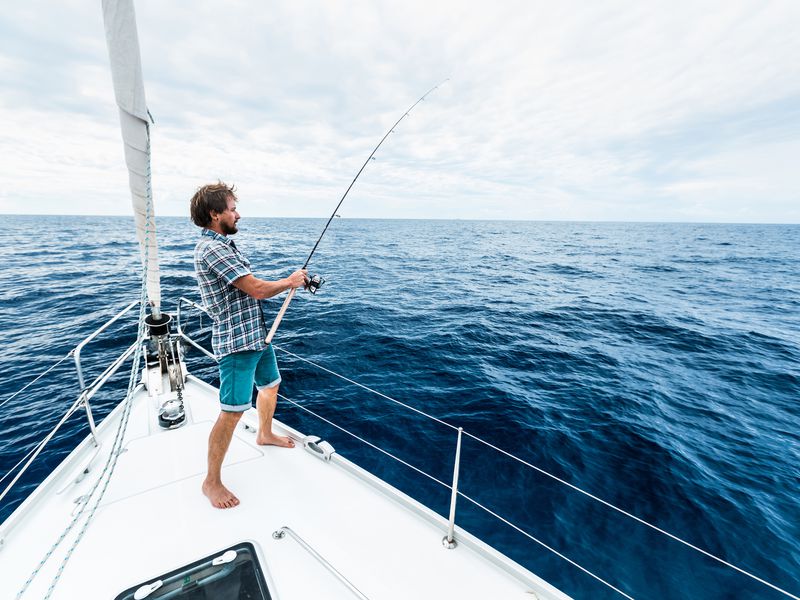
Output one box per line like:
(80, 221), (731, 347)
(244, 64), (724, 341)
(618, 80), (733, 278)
(1, 217), (798, 599)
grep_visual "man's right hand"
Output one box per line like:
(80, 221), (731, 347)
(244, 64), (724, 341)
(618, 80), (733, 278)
(286, 269), (309, 290)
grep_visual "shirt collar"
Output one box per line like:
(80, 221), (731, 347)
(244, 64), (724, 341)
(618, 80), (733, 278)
(201, 228), (235, 247)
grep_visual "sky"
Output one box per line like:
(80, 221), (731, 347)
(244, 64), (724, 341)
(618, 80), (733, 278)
(1, 0), (799, 222)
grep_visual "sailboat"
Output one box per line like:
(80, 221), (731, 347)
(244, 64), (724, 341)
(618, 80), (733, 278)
(0, 2), (571, 598)
(2, 2), (797, 600)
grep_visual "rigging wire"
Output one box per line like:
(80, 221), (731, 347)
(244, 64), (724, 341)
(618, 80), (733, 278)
(0, 397), (85, 506)
(0, 351), (74, 409)
(15, 267), (148, 600)
(458, 490), (636, 600)
(274, 345), (457, 431)
(461, 430), (800, 600)
(0, 442), (43, 488)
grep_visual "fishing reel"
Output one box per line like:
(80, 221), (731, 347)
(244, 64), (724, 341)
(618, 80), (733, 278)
(306, 274), (325, 295)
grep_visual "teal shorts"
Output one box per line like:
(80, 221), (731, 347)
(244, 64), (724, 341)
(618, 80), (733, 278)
(218, 346), (281, 413)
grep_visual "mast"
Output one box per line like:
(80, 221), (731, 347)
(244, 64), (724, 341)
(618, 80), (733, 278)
(102, 0), (161, 315)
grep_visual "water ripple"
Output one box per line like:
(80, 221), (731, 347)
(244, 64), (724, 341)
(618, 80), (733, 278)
(1, 217), (798, 599)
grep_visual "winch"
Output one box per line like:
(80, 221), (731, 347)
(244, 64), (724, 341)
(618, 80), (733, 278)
(143, 308), (186, 429)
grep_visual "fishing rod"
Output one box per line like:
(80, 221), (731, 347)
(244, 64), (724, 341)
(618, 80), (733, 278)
(266, 79), (448, 344)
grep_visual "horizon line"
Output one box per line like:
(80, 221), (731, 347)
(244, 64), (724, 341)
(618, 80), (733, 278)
(2, 213), (798, 226)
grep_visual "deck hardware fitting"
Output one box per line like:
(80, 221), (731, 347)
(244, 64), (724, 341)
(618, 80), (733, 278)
(272, 526), (370, 599)
(212, 549), (237, 565)
(70, 494), (89, 517)
(303, 435), (335, 462)
(133, 579), (163, 599)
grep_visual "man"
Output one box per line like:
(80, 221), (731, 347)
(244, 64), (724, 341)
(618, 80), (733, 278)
(190, 181), (308, 509)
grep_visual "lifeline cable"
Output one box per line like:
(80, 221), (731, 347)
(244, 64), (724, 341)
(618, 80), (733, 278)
(0, 351), (73, 409)
(274, 347), (800, 600)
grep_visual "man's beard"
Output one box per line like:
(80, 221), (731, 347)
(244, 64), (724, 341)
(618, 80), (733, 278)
(221, 221), (238, 235)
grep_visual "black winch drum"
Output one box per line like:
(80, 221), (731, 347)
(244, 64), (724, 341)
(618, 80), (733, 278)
(145, 313), (172, 337)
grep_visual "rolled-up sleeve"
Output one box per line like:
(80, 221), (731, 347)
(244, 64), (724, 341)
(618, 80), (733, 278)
(203, 243), (251, 285)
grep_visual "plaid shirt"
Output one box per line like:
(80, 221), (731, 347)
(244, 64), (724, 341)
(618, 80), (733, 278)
(194, 229), (267, 359)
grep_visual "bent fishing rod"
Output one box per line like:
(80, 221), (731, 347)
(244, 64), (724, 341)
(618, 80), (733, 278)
(266, 79), (448, 344)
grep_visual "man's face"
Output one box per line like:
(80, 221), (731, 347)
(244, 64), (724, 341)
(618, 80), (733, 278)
(216, 195), (240, 235)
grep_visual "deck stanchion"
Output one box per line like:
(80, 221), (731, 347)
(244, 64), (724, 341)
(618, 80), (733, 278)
(443, 426), (463, 549)
(79, 391), (99, 446)
(73, 299), (140, 446)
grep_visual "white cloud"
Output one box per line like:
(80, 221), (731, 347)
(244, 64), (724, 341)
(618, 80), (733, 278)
(1, 0), (799, 221)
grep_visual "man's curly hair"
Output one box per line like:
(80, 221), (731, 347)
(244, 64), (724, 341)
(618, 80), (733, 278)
(189, 181), (237, 227)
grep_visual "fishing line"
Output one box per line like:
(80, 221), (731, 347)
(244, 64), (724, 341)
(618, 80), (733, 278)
(266, 79), (448, 343)
(302, 79), (448, 270)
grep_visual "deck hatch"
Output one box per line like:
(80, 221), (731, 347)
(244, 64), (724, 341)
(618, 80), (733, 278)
(114, 542), (272, 600)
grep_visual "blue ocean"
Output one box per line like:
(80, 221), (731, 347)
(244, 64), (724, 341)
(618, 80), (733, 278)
(1, 215), (798, 599)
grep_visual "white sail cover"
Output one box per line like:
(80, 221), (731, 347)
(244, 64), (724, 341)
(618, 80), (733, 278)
(102, 0), (161, 310)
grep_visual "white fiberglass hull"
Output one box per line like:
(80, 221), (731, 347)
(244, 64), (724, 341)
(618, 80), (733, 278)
(0, 373), (569, 600)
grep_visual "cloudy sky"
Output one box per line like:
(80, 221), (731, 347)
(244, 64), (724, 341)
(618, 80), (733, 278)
(1, 0), (799, 222)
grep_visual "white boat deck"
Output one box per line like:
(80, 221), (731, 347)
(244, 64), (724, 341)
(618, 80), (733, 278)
(0, 373), (570, 600)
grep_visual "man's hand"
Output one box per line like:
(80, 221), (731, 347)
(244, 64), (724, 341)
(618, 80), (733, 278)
(233, 269), (308, 300)
(286, 269), (309, 290)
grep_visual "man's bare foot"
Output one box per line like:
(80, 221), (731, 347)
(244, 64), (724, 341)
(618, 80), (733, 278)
(256, 432), (296, 448)
(202, 479), (240, 509)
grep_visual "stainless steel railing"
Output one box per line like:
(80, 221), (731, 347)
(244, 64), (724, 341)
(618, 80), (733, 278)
(73, 299), (141, 444)
(272, 526), (370, 600)
(1, 301), (142, 504)
(176, 297), (216, 361)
